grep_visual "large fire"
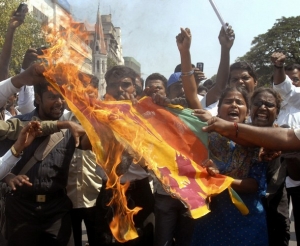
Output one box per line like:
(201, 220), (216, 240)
(41, 18), (142, 241)
(40, 17), (246, 243)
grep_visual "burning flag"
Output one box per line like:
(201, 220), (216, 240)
(39, 20), (248, 242)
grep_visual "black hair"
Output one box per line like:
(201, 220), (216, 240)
(34, 80), (51, 97)
(251, 87), (282, 115)
(33, 80), (52, 108)
(284, 64), (300, 71)
(145, 73), (167, 89)
(135, 76), (144, 96)
(105, 65), (137, 85)
(218, 86), (250, 112)
(197, 85), (208, 94)
(229, 61), (258, 83)
(203, 79), (214, 89)
(138, 77), (144, 88)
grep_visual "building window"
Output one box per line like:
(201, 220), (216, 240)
(96, 46), (99, 52)
(102, 61), (105, 73)
(97, 61), (100, 72)
(32, 6), (48, 25)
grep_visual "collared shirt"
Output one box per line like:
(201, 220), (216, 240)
(67, 149), (102, 208)
(273, 76), (300, 128)
(0, 110), (76, 194)
(62, 111), (102, 208)
(273, 77), (300, 188)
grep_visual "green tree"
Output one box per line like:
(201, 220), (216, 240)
(236, 16), (300, 87)
(0, 0), (46, 76)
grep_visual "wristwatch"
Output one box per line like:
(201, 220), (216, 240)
(11, 145), (23, 158)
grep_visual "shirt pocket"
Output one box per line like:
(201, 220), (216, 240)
(49, 147), (74, 169)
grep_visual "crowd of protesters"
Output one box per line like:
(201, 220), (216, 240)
(0, 5), (300, 246)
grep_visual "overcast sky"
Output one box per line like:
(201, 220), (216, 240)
(70, 0), (300, 80)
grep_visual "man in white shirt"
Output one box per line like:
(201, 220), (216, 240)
(0, 64), (46, 110)
(272, 52), (300, 244)
(285, 64), (300, 87)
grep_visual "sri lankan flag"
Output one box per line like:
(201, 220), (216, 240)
(45, 69), (247, 242)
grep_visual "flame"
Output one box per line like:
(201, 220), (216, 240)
(40, 17), (140, 242)
(38, 15), (240, 243)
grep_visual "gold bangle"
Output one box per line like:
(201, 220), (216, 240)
(11, 145), (23, 158)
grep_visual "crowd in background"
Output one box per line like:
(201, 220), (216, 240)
(1, 5), (300, 246)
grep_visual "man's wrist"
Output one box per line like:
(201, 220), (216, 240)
(11, 144), (23, 157)
(57, 121), (70, 130)
(179, 49), (190, 55)
(221, 45), (231, 52)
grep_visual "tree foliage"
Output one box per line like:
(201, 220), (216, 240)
(236, 16), (300, 87)
(0, 0), (46, 75)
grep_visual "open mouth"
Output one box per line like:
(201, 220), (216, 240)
(52, 107), (62, 114)
(255, 113), (268, 121)
(227, 110), (239, 120)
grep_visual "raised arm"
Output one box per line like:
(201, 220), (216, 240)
(0, 6), (27, 80)
(17, 49), (40, 114)
(271, 52), (286, 85)
(176, 28), (202, 109)
(205, 25), (235, 106)
(0, 63), (45, 108)
(11, 63), (46, 88)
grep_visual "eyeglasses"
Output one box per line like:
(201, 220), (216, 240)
(253, 100), (276, 108)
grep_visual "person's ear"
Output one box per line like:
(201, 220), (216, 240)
(34, 93), (41, 105)
(254, 80), (258, 87)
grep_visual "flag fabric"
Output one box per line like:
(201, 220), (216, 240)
(50, 77), (245, 217)
(47, 78), (248, 240)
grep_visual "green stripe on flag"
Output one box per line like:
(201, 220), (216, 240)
(166, 107), (208, 149)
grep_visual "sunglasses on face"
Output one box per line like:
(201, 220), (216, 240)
(253, 100), (276, 108)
